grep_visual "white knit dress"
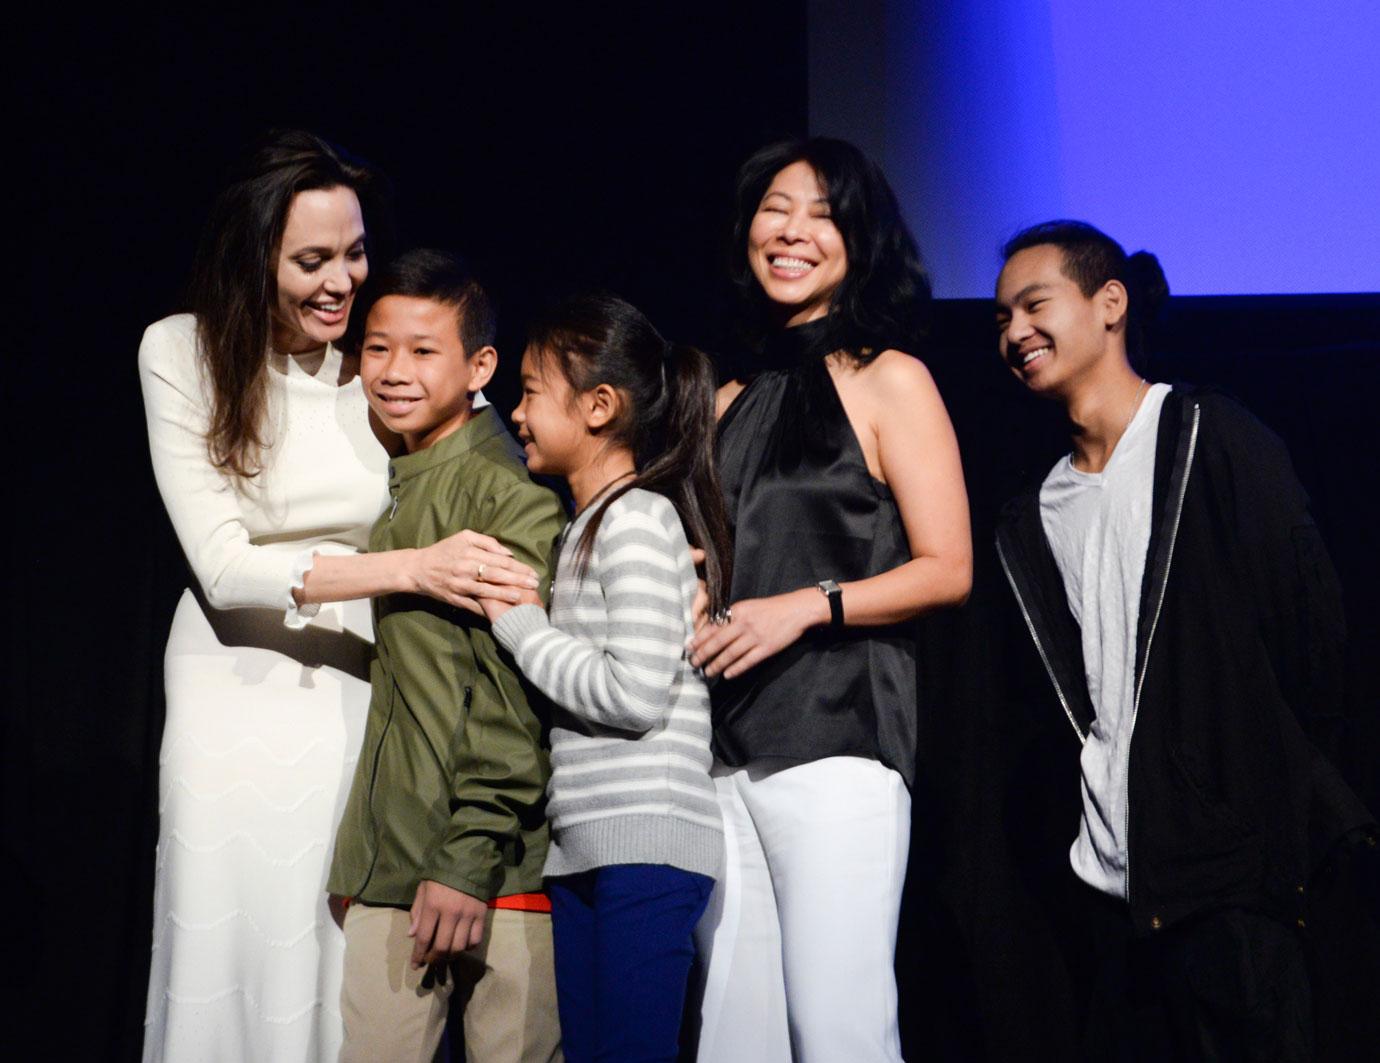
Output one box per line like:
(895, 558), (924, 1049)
(137, 314), (389, 1062)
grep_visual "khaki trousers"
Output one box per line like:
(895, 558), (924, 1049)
(341, 902), (562, 1063)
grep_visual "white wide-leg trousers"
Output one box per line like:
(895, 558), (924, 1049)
(694, 755), (911, 1062)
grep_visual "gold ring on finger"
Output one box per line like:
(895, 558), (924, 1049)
(476, 564), (486, 582)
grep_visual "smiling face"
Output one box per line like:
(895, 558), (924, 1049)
(512, 347), (591, 478)
(360, 295), (496, 452)
(746, 160), (848, 326)
(272, 186), (368, 354)
(994, 244), (1125, 397)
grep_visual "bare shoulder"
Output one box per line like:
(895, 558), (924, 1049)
(715, 379), (747, 420)
(857, 349), (943, 411)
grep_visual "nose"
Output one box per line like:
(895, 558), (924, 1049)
(321, 256), (353, 295)
(511, 397), (526, 425)
(379, 347), (412, 383)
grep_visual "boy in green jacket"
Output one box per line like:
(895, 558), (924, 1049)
(328, 249), (566, 1063)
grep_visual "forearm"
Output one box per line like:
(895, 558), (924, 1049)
(830, 553), (973, 626)
(493, 605), (676, 731)
(294, 549), (417, 605)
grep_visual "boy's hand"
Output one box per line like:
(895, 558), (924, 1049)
(412, 530), (540, 615)
(479, 586), (544, 624)
(408, 880), (488, 968)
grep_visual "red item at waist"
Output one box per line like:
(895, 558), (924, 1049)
(489, 891), (551, 913)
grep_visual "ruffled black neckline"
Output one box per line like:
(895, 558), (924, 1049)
(758, 316), (836, 372)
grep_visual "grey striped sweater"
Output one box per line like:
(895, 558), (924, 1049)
(490, 487), (723, 880)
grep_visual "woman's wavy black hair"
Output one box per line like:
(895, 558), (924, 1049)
(729, 137), (932, 363)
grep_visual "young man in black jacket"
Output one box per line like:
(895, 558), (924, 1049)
(992, 221), (1373, 1060)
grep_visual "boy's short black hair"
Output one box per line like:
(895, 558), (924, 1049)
(1001, 220), (1169, 365)
(362, 248), (497, 352)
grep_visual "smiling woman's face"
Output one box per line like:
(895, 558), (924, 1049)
(746, 160), (848, 326)
(272, 186), (368, 354)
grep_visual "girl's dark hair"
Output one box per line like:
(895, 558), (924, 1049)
(729, 137), (932, 363)
(1001, 220), (1170, 368)
(186, 129), (389, 478)
(527, 294), (733, 616)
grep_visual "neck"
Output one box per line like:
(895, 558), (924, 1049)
(1062, 359), (1147, 473)
(404, 404), (477, 453)
(568, 448), (636, 513)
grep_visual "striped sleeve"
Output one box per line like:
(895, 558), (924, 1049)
(492, 497), (688, 732)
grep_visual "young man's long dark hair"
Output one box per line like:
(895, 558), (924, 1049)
(526, 294), (733, 616)
(729, 137), (932, 364)
(185, 129), (390, 478)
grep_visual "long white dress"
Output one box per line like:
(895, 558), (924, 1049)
(138, 314), (390, 1062)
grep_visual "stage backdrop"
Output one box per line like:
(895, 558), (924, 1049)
(810, 0), (1380, 297)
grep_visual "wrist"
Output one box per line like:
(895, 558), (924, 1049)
(799, 585), (833, 629)
(397, 548), (422, 594)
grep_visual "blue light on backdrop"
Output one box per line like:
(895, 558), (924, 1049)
(810, 0), (1380, 297)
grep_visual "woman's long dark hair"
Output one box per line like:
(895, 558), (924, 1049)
(527, 294), (733, 616)
(729, 137), (932, 364)
(185, 129), (388, 478)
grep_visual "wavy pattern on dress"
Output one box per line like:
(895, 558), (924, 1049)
(157, 984), (342, 1025)
(150, 908), (323, 950)
(159, 779), (330, 815)
(157, 830), (326, 869)
(160, 734), (357, 769)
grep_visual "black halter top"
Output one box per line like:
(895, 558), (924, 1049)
(712, 319), (919, 786)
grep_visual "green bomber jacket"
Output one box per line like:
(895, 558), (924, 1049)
(327, 406), (566, 905)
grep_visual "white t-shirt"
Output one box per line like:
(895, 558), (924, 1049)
(1040, 382), (1171, 899)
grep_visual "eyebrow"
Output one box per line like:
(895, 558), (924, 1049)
(364, 330), (441, 342)
(289, 234), (367, 257)
(760, 190), (829, 205)
(996, 282), (1052, 309)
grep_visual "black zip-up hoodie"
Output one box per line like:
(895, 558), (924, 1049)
(996, 385), (1373, 935)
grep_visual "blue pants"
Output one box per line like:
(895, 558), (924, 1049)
(548, 864), (714, 1062)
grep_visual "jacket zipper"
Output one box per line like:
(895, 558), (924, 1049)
(997, 539), (1086, 745)
(1124, 402), (1200, 909)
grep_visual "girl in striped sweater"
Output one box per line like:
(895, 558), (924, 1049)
(481, 294), (733, 1062)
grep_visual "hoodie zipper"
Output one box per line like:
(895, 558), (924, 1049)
(998, 539), (1086, 745)
(1124, 402), (1200, 910)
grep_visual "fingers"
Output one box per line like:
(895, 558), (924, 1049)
(447, 909), (485, 955)
(410, 903), (438, 970)
(425, 908), (460, 967)
(457, 530), (513, 556)
(691, 581), (710, 634)
(701, 632), (755, 678)
(470, 552), (539, 587)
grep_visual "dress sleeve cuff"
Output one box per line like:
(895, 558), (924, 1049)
(284, 544), (357, 630)
(491, 603), (550, 653)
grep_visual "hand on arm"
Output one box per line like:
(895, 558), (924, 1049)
(689, 353), (971, 679)
(408, 880), (488, 968)
(295, 529), (540, 614)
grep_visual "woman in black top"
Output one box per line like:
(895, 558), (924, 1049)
(688, 138), (972, 1062)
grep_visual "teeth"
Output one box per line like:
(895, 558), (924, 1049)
(1023, 347), (1050, 365)
(312, 302), (344, 312)
(772, 256), (814, 271)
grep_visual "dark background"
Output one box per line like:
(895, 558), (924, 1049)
(11, 9), (1377, 1061)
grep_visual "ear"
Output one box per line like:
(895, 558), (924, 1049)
(1099, 279), (1129, 333)
(583, 383), (624, 431)
(465, 345), (498, 393)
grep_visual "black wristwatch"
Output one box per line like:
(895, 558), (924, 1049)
(816, 579), (844, 627)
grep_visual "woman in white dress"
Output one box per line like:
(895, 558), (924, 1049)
(138, 130), (538, 1063)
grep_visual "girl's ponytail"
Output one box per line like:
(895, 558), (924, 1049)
(638, 341), (733, 617)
